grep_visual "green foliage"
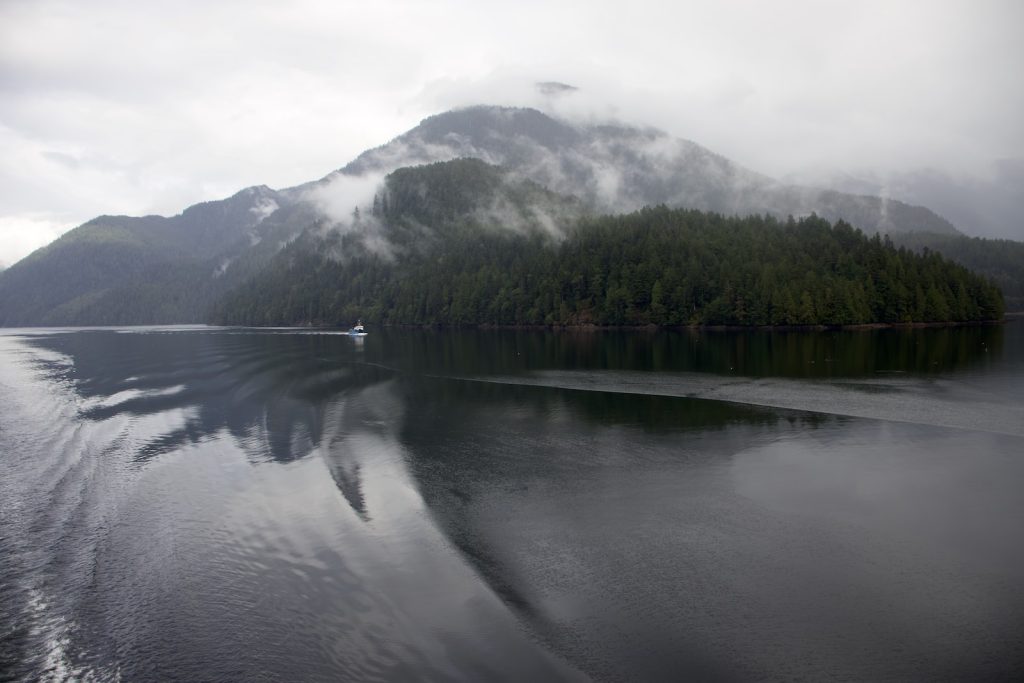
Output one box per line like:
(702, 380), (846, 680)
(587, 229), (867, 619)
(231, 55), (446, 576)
(212, 202), (1004, 328)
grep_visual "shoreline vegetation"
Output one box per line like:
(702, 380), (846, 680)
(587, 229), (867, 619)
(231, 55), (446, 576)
(274, 319), (1007, 333)
(450, 319), (1006, 331)
(0, 320), (1009, 331)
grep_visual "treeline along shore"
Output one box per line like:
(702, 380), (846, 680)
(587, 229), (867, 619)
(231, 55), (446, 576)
(211, 205), (1005, 328)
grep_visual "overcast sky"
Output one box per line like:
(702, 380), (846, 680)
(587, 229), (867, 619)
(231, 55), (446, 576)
(1, 0), (1021, 266)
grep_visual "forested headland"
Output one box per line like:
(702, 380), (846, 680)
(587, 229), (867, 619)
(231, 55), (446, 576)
(211, 178), (1004, 329)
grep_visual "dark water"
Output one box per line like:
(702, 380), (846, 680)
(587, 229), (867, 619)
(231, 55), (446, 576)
(1, 324), (1023, 681)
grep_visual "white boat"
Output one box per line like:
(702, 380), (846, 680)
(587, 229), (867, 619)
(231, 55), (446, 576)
(348, 320), (368, 337)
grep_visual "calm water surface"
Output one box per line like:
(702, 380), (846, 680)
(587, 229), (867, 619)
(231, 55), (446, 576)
(1, 324), (1022, 681)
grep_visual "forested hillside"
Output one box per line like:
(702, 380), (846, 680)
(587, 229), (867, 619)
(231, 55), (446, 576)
(212, 162), (1003, 328)
(892, 232), (1024, 311)
(0, 186), (287, 325)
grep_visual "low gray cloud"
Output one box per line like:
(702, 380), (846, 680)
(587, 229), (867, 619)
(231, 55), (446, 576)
(536, 82), (579, 97)
(1, 0), (1022, 264)
(306, 171), (387, 229)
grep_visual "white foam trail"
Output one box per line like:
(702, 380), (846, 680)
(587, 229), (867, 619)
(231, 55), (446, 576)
(464, 370), (1024, 438)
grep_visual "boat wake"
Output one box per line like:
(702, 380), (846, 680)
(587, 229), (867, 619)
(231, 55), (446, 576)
(462, 370), (1024, 438)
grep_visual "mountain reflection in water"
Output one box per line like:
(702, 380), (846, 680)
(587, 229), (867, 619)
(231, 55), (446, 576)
(0, 325), (1021, 682)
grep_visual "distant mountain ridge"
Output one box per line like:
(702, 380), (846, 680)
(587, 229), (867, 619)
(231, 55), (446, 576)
(0, 185), (292, 325)
(0, 105), (1005, 326)
(785, 159), (1023, 241)
(337, 106), (959, 235)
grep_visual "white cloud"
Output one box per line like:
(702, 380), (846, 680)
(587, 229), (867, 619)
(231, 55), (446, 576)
(0, 0), (1022, 265)
(306, 172), (387, 227)
(0, 214), (76, 267)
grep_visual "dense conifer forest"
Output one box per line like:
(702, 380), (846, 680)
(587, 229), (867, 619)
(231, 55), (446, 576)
(892, 232), (1024, 312)
(211, 169), (1004, 328)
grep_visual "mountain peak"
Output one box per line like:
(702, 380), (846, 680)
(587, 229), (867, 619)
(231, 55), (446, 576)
(337, 105), (961, 237)
(413, 105), (580, 149)
(241, 184), (275, 196)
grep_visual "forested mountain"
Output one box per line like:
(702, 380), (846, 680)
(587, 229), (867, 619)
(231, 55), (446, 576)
(212, 160), (1002, 327)
(0, 105), (1011, 327)
(330, 106), (960, 236)
(0, 186), (291, 325)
